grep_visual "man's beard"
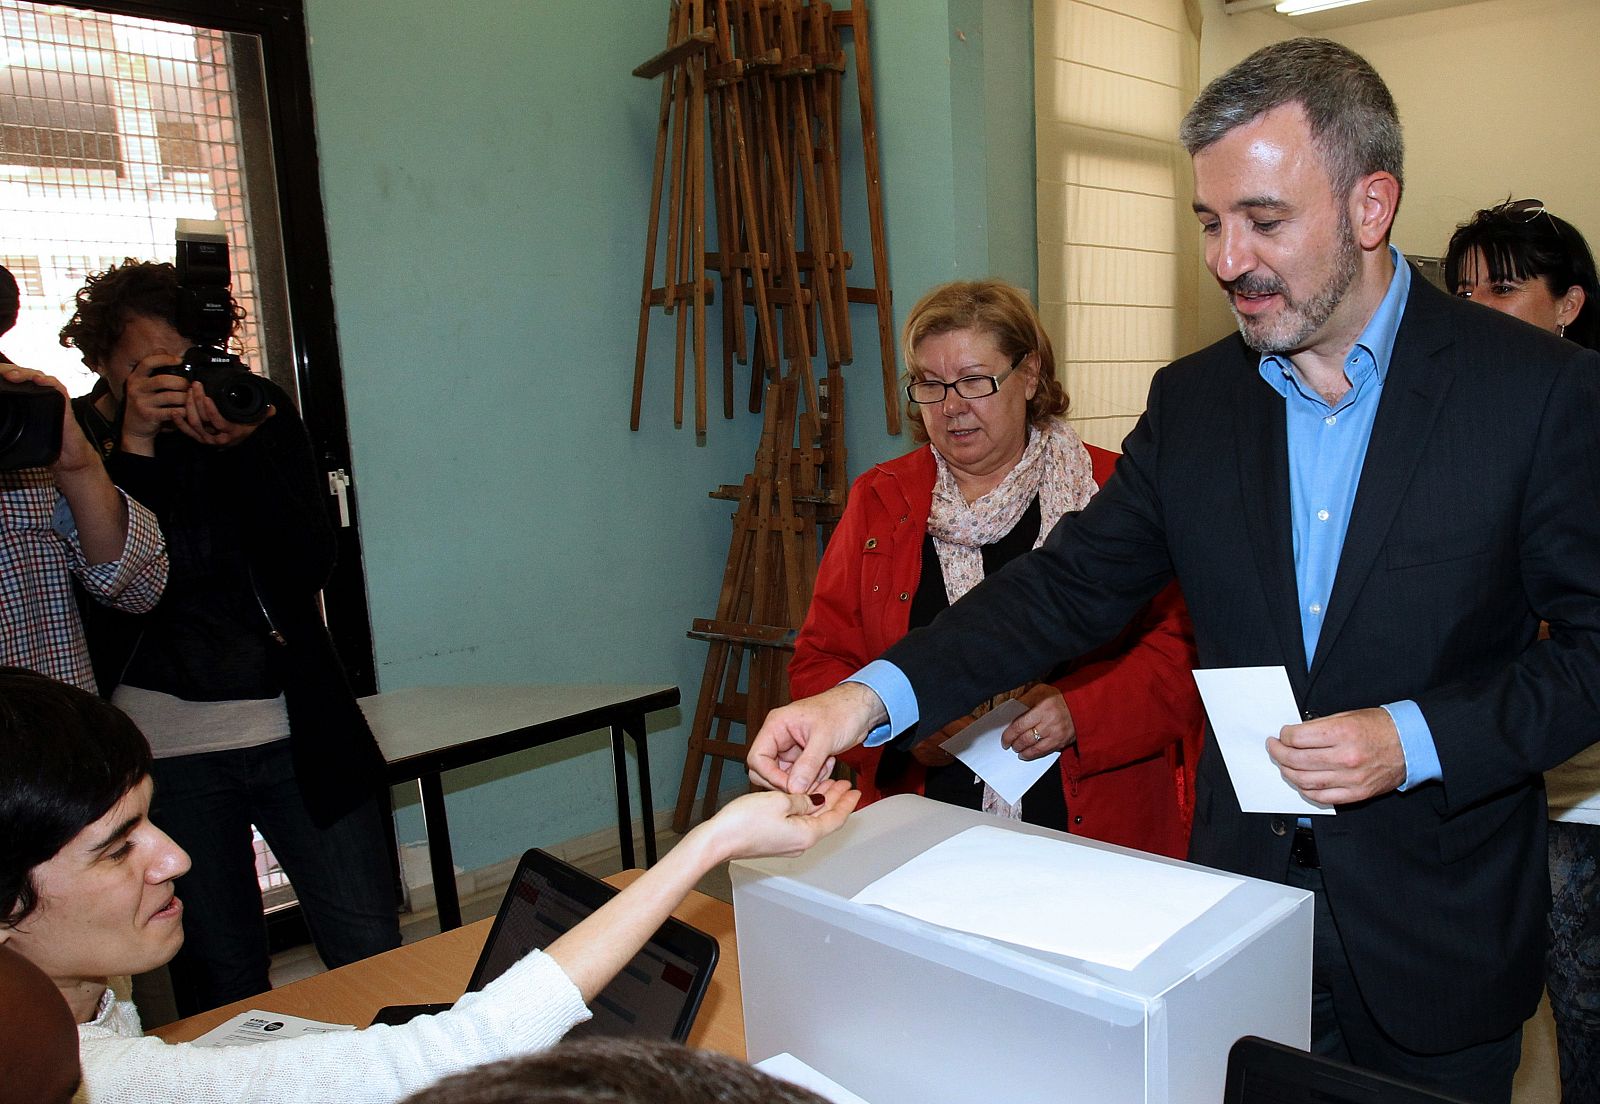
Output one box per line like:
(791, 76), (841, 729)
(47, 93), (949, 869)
(1227, 213), (1360, 354)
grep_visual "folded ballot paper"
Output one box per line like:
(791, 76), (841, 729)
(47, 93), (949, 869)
(851, 825), (1241, 970)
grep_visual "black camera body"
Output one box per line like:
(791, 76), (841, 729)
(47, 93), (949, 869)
(153, 346), (273, 426)
(163, 222), (272, 426)
(0, 376), (64, 471)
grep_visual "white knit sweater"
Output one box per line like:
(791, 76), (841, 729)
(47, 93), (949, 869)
(74, 950), (590, 1103)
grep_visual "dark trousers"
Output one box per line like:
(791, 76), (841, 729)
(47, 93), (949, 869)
(1549, 819), (1600, 1104)
(151, 738), (401, 1017)
(1285, 859), (1522, 1104)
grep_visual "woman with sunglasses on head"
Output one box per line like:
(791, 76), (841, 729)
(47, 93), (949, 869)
(0, 667), (858, 1104)
(789, 279), (1204, 856)
(1445, 199), (1600, 1104)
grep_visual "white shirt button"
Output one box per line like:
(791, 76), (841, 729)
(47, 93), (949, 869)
(1317, 509), (1330, 522)
(1309, 603), (1323, 615)
(1324, 415), (1337, 426)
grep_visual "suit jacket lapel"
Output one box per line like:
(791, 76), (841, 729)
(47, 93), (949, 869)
(1233, 345), (1311, 691)
(1307, 279), (1456, 686)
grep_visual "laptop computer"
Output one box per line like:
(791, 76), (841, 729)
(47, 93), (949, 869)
(1225, 1036), (1472, 1104)
(371, 848), (719, 1042)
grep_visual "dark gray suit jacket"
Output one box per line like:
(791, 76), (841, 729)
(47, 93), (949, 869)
(883, 276), (1600, 1052)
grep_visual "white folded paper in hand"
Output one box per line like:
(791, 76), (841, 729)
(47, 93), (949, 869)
(1191, 666), (1334, 815)
(939, 698), (1059, 806)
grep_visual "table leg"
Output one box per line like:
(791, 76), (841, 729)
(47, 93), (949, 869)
(625, 711), (658, 867)
(611, 723), (637, 870)
(418, 773), (462, 931)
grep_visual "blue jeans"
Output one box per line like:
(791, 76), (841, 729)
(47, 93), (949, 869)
(1550, 820), (1600, 1104)
(151, 738), (401, 1016)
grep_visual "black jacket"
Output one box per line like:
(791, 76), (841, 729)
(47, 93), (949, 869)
(884, 276), (1600, 1052)
(74, 380), (383, 825)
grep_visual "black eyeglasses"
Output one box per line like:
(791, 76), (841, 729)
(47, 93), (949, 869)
(906, 351), (1025, 405)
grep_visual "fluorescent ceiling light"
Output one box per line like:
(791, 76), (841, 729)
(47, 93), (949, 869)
(1275, 0), (1375, 13)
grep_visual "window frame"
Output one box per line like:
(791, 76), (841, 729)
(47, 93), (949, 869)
(50, 0), (378, 695)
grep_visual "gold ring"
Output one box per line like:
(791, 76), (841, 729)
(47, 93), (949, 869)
(1031, 728), (1042, 742)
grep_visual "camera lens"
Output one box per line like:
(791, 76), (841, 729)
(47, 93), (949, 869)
(210, 373), (271, 425)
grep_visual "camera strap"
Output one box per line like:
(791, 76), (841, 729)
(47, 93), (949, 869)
(247, 564), (288, 647)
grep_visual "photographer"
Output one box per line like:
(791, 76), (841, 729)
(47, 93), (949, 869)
(0, 263), (167, 691)
(59, 259), (401, 1016)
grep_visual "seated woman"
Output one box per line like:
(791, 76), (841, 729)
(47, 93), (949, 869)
(790, 279), (1204, 857)
(1444, 199), (1600, 1104)
(0, 667), (856, 1104)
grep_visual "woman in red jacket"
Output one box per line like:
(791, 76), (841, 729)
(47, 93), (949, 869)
(789, 279), (1204, 857)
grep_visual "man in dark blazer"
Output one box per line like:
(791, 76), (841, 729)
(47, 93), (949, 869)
(748, 38), (1600, 1104)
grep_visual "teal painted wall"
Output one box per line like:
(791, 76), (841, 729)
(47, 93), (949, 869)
(302, 0), (1034, 871)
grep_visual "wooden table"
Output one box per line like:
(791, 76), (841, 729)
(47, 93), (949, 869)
(362, 685), (680, 930)
(153, 870), (746, 1059)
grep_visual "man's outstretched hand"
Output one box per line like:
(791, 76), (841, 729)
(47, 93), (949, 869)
(747, 682), (886, 794)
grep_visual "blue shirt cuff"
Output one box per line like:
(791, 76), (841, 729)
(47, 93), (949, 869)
(846, 659), (919, 747)
(1383, 699), (1440, 788)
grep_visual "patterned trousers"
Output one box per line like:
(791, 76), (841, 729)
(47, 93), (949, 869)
(1549, 819), (1600, 1104)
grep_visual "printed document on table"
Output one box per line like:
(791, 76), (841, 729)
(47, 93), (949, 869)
(190, 1010), (355, 1047)
(851, 825), (1242, 970)
(1191, 665), (1334, 815)
(940, 698), (1059, 806)
(755, 1054), (873, 1104)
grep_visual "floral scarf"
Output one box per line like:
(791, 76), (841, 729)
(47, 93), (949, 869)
(924, 416), (1098, 818)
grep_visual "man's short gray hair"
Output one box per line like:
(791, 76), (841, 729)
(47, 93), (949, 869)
(1179, 37), (1403, 200)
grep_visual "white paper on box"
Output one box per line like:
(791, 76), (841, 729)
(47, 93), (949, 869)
(755, 1053), (874, 1104)
(850, 825), (1242, 970)
(940, 698), (1059, 805)
(1191, 666), (1334, 816)
(189, 1010), (355, 1047)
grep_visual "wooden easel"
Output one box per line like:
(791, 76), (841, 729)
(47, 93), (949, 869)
(631, 0), (895, 436)
(631, 1), (887, 829)
(672, 370), (842, 830)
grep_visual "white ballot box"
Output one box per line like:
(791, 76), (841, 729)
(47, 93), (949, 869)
(733, 795), (1311, 1104)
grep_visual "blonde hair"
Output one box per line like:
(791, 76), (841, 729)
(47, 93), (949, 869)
(901, 279), (1069, 444)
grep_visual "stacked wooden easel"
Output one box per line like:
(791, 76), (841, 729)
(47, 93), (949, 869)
(628, 0), (893, 829)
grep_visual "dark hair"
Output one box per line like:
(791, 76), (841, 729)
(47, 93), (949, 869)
(900, 279), (1070, 445)
(57, 259), (243, 368)
(398, 1038), (832, 1104)
(0, 668), (152, 926)
(0, 265), (18, 338)
(1443, 201), (1600, 351)
(1179, 37), (1403, 204)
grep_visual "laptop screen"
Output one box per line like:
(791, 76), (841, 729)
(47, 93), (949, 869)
(466, 849), (719, 1043)
(1226, 1037), (1469, 1104)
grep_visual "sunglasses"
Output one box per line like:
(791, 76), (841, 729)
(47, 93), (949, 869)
(1490, 198), (1547, 222)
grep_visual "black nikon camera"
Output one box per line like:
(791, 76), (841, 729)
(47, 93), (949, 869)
(154, 222), (272, 426)
(0, 375), (64, 470)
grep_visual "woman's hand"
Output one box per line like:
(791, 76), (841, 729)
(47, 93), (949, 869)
(912, 715), (971, 767)
(695, 780), (860, 863)
(1000, 684), (1077, 762)
(546, 780), (858, 1004)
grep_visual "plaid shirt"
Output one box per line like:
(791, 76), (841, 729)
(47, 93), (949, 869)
(0, 468), (168, 692)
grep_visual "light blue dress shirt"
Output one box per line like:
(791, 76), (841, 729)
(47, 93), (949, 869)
(850, 247), (1440, 790)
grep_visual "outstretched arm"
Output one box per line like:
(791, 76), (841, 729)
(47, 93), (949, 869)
(546, 781), (858, 999)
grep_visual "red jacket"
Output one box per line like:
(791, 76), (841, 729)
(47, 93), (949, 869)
(789, 443), (1205, 857)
